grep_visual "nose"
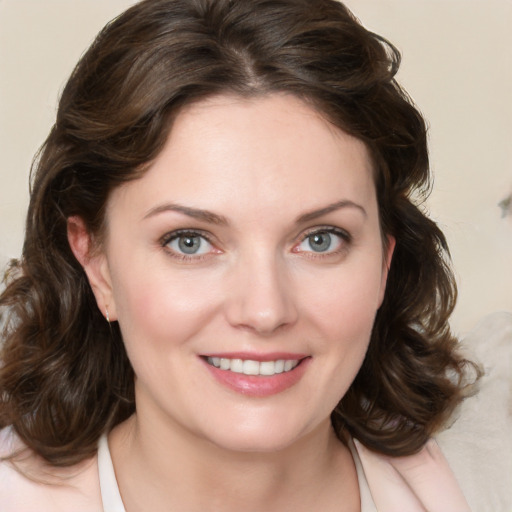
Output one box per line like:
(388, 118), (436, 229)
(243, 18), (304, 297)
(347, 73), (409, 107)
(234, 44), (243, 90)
(224, 251), (298, 336)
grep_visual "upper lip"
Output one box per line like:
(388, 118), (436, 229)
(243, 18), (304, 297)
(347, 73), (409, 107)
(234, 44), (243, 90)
(200, 352), (309, 362)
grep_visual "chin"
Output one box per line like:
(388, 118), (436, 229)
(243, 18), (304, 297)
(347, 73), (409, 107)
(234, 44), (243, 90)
(198, 413), (324, 455)
(211, 432), (301, 454)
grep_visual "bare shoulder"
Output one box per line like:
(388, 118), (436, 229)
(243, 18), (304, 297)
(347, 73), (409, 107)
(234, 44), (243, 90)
(0, 427), (103, 512)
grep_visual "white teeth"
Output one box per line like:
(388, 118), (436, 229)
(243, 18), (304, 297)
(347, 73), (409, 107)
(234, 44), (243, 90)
(242, 360), (259, 375)
(230, 359), (244, 373)
(206, 357), (299, 376)
(259, 361), (275, 376)
(274, 360), (285, 374)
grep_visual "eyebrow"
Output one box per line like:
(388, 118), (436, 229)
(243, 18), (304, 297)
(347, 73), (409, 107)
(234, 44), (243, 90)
(143, 203), (229, 225)
(295, 200), (367, 224)
(143, 199), (366, 226)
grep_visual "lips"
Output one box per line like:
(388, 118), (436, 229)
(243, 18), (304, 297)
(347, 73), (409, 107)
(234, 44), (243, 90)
(200, 353), (310, 397)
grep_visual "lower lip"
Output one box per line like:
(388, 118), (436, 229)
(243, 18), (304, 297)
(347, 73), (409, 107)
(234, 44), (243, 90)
(201, 358), (310, 397)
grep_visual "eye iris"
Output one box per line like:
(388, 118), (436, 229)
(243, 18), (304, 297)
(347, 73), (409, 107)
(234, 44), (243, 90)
(308, 232), (331, 252)
(178, 235), (201, 254)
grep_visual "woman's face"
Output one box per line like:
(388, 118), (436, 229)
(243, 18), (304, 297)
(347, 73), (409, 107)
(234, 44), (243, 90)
(93, 94), (393, 452)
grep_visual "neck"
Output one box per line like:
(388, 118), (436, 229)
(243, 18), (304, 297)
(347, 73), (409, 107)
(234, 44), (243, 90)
(109, 413), (359, 512)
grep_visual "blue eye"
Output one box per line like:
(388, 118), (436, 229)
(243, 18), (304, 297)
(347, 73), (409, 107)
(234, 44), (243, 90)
(164, 232), (213, 256)
(307, 232), (334, 252)
(296, 229), (347, 254)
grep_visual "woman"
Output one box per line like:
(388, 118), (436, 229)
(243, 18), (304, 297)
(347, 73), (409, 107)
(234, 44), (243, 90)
(0, 0), (478, 510)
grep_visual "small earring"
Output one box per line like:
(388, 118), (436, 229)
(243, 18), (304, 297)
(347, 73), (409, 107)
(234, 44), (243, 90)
(105, 307), (110, 323)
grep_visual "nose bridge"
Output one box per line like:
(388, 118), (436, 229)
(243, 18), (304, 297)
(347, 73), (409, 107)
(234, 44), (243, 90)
(225, 246), (297, 334)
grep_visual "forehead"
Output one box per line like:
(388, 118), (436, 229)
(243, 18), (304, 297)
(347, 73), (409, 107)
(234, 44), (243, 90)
(108, 94), (377, 222)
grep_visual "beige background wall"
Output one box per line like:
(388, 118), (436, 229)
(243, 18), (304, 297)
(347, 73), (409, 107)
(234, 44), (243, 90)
(1, 0), (511, 335)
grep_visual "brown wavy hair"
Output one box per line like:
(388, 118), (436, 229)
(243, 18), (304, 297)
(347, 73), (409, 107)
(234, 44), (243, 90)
(0, 0), (477, 467)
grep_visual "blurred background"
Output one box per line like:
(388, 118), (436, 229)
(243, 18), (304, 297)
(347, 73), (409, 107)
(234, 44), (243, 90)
(1, 0), (511, 335)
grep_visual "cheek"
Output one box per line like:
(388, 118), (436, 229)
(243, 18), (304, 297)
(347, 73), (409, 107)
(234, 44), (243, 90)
(110, 266), (221, 353)
(306, 262), (384, 330)
(299, 257), (384, 388)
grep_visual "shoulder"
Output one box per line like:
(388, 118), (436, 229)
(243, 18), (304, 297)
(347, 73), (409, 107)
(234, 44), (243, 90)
(354, 438), (470, 512)
(437, 312), (512, 512)
(0, 427), (103, 512)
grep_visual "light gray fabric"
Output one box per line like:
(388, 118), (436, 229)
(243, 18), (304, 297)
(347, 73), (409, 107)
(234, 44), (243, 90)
(437, 311), (512, 511)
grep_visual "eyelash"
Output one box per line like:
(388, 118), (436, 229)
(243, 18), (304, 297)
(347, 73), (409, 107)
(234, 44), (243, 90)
(160, 229), (217, 262)
(159, 226), (352, 262)
(294, 226), (352, 258)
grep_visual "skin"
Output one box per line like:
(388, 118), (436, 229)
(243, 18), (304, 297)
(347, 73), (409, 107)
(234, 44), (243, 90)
(68, 93), (394, 512)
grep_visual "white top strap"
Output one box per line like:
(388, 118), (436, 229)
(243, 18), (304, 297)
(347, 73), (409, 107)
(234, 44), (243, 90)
(98, 434), (126, 512)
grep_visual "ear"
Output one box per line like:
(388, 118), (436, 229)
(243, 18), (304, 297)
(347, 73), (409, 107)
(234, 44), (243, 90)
(378, 234), (396, 306)
(67, 216), (117, 321)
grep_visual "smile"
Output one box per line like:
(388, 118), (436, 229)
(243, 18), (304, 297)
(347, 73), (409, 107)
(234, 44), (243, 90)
(202, 354), (310, 396)
(206, 357), (300, 376)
